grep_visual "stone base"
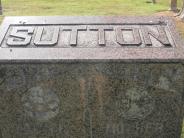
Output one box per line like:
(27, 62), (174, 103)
(0, 63), (183, 138)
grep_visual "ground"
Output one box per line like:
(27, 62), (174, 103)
(1, 0), (184, 37)
(0, 0), (184, 137)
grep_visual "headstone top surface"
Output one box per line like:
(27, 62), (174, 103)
(0, 16), (183, 63)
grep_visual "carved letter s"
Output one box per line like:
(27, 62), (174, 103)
(7, 27), (34, 47)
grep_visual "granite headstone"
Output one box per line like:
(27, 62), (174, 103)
(0, 16), (183, 138)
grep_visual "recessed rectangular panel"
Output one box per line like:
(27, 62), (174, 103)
(0, 16), (183, 62)
(1, 25), (174, 48)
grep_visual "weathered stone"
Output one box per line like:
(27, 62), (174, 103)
(0, 16), (183, 138)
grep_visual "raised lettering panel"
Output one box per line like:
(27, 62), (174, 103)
(0, 16), (182, 61)
(2, 25), (174, 48)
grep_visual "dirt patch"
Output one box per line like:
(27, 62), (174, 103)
(155, 11), (184, 38)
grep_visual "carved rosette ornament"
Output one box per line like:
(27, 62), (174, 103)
(22, 86), (60, 121)
(120, 87), (155, 120)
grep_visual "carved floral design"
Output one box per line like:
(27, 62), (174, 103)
(22, 86), (60, 121)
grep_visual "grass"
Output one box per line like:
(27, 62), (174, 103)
(0, 0), (184, 137)
(1, 0), (184, 37)
(1, 0), (181, 16)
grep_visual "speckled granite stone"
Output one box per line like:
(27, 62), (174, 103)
(0, 63), (183, 138)
(0, 16), (183, 138)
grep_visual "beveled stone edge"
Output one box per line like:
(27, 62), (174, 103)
(0, 16), (183, 63)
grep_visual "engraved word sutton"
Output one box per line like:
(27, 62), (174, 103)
(5, 25), (172, 48)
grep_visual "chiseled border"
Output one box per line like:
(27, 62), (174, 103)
(0, 16), (183, 63)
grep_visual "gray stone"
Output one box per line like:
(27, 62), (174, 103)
(0, 16), (183, 138)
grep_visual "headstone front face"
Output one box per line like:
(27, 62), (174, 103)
(0, 16), (183, 138)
